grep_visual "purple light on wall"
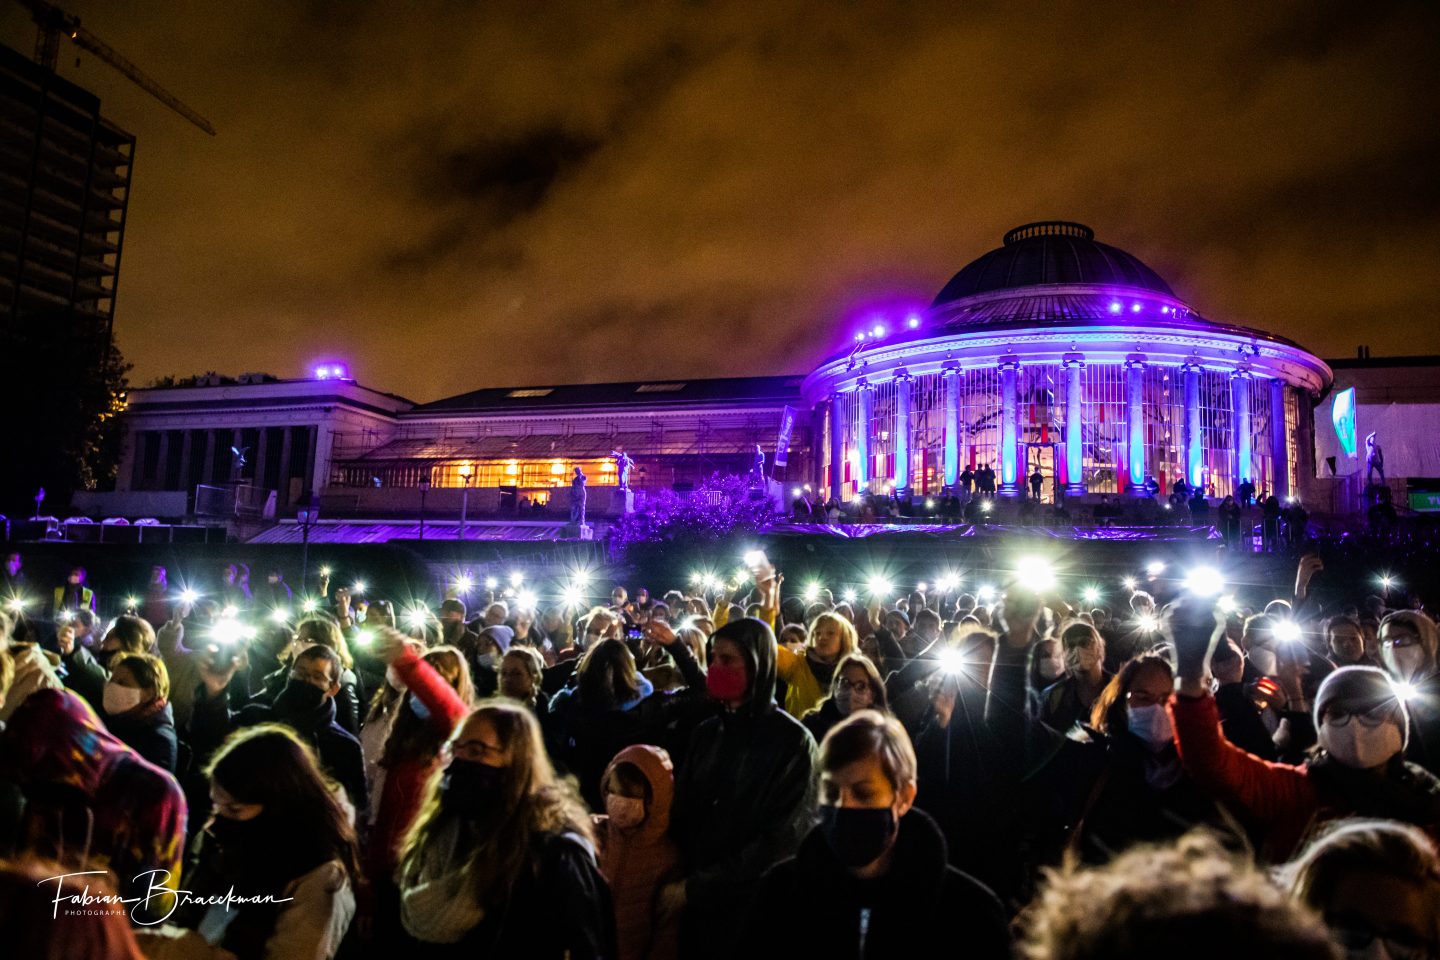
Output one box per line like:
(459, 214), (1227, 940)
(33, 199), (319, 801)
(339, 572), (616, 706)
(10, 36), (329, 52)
(906, 314), (921, 329)
(1130, 302), (1142, 313)
(1108, 301), (1122, 314)
(872, 323), (886, 338)
(313, 362), (349, 380)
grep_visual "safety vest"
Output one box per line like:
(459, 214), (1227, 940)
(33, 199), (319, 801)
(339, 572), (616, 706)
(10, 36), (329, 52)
(53, 586), (95, 617)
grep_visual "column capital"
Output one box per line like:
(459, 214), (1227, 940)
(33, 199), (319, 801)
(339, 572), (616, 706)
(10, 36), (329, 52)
(1125, 353), (1148, 369)
(1063, 352), (1085, 368)
(893, 367), (913, 384)
(1231, 364), (1252, 380)
(941, 360), (962, 376)
(856, 377), (873, 392)
(998, 354), (1021, 371)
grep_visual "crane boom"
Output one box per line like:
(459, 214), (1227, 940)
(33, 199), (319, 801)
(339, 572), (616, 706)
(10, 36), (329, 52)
(18, 0), (216, 136)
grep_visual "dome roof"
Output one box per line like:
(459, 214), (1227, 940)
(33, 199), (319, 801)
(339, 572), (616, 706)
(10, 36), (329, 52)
(931, 221), (1175, 306)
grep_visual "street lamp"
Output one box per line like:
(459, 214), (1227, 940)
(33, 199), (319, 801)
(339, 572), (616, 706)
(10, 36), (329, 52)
(297, 492), (319, 588)
(458, 463), (473, 541)
(418, 474), (432, 541)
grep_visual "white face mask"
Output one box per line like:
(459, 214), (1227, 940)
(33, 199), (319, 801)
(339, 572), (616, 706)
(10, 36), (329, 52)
(385, 665), (406, 691)
(1249, 647), (1278, 677)
(102, 682), (145, 716)
(1386, 645), (1427, 681)
(1039, 654), (1065, 683)
(1127, 703), (1174, 750)
(1320, 719), (1403, 770)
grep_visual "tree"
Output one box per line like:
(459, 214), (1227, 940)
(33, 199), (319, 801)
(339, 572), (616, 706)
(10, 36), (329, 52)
(0, 309), (131, 515)
(608, 473), (778, 562)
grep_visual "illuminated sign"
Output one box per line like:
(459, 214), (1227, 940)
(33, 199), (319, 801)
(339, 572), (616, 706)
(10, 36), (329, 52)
(1331, 387), (1357, 458)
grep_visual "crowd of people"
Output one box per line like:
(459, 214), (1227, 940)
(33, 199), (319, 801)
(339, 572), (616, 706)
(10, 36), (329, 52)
(1, 545), (1438, 959)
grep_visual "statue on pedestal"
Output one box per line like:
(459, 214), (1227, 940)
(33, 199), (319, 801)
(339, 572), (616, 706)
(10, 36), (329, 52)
(751, 444), (766, 485)
(569, 467), (588, 524)
(1365, 432), (1385, 486)
(610, 450), (635, 491)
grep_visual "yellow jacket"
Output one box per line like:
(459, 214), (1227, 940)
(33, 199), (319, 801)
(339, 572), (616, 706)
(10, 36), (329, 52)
(774, 644), (826, 719)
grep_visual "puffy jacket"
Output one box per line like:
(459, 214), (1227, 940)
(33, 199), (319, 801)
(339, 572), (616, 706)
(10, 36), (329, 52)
(1171, 692), (1440, 860)
(745, 808), (1009, 959)
(105, 700), (179, 773)
(671, 618), (818, 960)
(774, 645), (833, 719)
(595, 744), (682, 960)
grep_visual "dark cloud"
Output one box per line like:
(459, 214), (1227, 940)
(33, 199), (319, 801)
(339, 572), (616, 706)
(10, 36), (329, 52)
(2, 1), (1435, 403)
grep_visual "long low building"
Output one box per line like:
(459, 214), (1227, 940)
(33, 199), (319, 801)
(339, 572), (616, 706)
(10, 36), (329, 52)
(72, 220), (1440, 536)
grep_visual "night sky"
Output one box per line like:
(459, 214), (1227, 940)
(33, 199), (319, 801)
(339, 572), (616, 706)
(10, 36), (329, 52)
(5, 2), (1437, 403)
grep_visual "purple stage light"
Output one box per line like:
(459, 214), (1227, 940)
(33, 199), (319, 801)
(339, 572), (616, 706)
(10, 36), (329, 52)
(1108, 301), (1122, 314)
(906, 315), (920, 329)
(313, 362), (349, 380)
(872, 323), (886, 338)
(1130, 302), (1142, 313)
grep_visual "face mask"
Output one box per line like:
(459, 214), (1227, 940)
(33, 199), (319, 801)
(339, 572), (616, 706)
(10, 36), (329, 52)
(1388, 645), (1426, 681)
(477, 653), (498, 670)
(705, 662), (750, 703)
(818, 805), (897, 868)
(206, 812), (267, 851)
(408, 694), (431, 722)
(1321, 719), (1404, 770)
(835, 686), (872, 715)
(386, 665), (406, 691)
(1038, 656), (1065, 683)
(1127, 703), (1174, 750)
(1249, 647), (1278, 676)
(442, 759), (506, 817)
(273, 679), (328, 715)
(102, 683), (145, 715)
(605, 794), (646, 830)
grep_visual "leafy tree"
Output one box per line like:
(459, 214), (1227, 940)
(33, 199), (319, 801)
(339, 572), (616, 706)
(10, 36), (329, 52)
(609, 473), (777, 562)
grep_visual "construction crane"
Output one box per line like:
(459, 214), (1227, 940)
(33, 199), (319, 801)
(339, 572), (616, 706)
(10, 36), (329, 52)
(18, 0), (216, 135)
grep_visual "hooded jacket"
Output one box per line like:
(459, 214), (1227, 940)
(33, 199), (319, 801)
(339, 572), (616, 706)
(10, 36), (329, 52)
(670, 618), (818, 960)
(0, 689), (187, 921)
(595, 744), (682, 960)
(546, 668), (656, 810)
(745, 808), (1009, 959)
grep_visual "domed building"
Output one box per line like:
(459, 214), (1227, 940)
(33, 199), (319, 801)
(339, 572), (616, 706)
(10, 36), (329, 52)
(801, 221), (1332, 503)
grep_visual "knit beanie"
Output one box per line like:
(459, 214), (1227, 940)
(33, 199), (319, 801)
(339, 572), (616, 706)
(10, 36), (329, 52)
(1314, 665), (1410, 747)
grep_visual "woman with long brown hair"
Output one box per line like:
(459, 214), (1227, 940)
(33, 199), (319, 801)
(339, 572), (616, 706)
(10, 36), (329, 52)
(397, 702), (615, 957)
(137, 723), (359, 959)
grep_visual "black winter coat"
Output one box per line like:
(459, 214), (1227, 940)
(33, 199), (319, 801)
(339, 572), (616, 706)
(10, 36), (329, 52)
(671, 618), (818, 960)
(745, 808), (1010, 960)
(106, 702), (179, 772)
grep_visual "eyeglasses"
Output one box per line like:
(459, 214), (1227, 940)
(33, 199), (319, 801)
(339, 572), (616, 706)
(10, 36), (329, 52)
(1325, 704), (1397, 728)
(1382, 631), (1420, 649)
(836, 680), (872, 694)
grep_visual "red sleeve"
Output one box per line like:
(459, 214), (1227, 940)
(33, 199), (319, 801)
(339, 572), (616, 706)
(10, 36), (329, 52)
(393, 650), (470, 732)
(1170, 693), (1317, 829)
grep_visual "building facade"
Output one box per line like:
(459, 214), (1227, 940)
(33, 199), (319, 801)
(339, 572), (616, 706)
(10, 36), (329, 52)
(802, 222), (1332, 502)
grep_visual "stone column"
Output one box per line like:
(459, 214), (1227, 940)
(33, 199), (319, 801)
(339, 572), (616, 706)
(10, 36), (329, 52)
(893, 369), (913, 497)
(1126, 354), (1147, 495)
(1064, 353), (1085, 496)
(855, 379), (873, 493)
(828, 392), (844, 501)
(1232, 368), (1253, 493)
(1184, 362), (1204, 489)
(1270, 378), (1289, 500)
(998, 357), (1020, 497)
(942, 362), (961, 490)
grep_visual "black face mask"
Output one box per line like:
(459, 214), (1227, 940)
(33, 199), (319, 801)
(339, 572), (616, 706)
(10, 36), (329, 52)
(819, 805), (897, 869)
(273, 679), (328, 716)
(442, 759), (506, 818)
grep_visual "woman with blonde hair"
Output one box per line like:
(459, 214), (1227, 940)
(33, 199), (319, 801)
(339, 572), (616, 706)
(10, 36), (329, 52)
(397, 701), (615, 956)
(775, 611), (857, 719)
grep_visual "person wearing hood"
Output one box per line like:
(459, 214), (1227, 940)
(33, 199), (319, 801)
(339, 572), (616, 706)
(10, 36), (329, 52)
(594, 744), (682, 960)
(466, 624), (510, 699)
(746, 711), (1009, 958)
(395, 700), (616, 957)
(0, 688), (186, 923)
(545, 637), (660, 809)
(190, 642), (367, 819)
(801, 652), (889, 746)
(1378, 610), (1440, 776)
(670, 613), (818, 960)
(101, 652), (178, 773)
(1038, 621), (1112, 734)
(1171, 596), (1440, 861)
